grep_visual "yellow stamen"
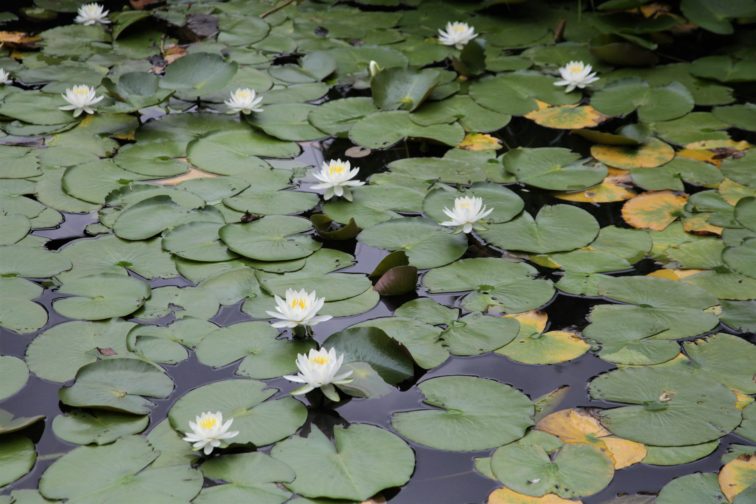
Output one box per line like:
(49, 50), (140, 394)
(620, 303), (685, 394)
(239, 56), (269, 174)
(329, 164), (346, 175)
(199, 417), (218, 430)
(310, 355), (329, 365)
(290, 297), (308, 309)
(236, 89), (251, 99)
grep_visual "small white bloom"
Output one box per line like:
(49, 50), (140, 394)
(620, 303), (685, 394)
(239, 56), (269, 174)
(59, 85), (104, 117)
(440, 196), (494, 234)
(182, 411), (239, 456)
(368, 60), (382, 78)
(266, 288), (333, 329)
(0, 69), (12, 85)
(554, 61), (599, 93)
(74, 3), (110, 25)
(284, 347), (354, 401)
(311, 159), (365, 201)
(224, 88), (264, 115)
(438, 21), (477, 50)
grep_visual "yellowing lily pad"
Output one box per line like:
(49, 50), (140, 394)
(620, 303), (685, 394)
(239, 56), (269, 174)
(458, 133), (502, 151)
(488, 487), (581, 504)
(525, 104), (606, 129)
(554, 175), (636, 203)
(591, 138), (675, 169)
(719, 455), (756, 503)
(622, 191), (688, 230)
(536, 408), (647, 469)
(497, 328), (590, 365)
(682, 214), (723, 235)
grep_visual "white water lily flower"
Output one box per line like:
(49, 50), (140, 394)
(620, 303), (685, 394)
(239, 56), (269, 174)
(224, 87), (264, 114)
(440, 196), (494, 234)
(0, 69), (11, 85)
(182, 411), (239, 455)
(438, 21), (477, 49)
(284, 347), (354, 401)
(59, 85), (104, 117)
(554, 61), (599, 93)
(311, 159), (365, 201)
(74, 3), (110, 25)
(266, 288), (333, 329)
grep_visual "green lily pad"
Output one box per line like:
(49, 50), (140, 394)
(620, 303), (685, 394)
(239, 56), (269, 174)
(195, 322), (315, 379)
(643, 440), (720, 466)
(308, 97), (378, 137)
(196, 452), (293, 504)
(392, 376), (533, 451)
(591, 79), (694, 122)
(53, 275), (150, 320)
(357, 217), (467, 269)
(57, 235), (177, 281)
(589, 366), (741, 446)
(371, 67), (440, 111)
(424, 258), (555, 314)
(411, 95), (512, 132)
(349, 110), (465, 149)
(656, 473), (727, 504)
(160, 53), (238, 96)
(490, 431), (614, 498)
(354, 317), (448, 369)
(394, 297), (459, 326)
(271, 424), (414, 501)
(469, 72), (579, 116)
(0, 245), (71, 277)
(0, 277), (47, 334)
(127, 318), (216, 365)
(480, 205), (600, 254)
(113, 195), (223, 241)
(683, 333), (756, 393)
(422, 183), (524, 225)
(503, 147), (607, 191)
(0, 435), (36, 488)
(441, 314), (520, 356)
(0, 356), (28, 401)
(168, 379), (306, 447)
(59, 358), (174, 415)
(26, 319), (136, 383)
(248, 103), (328, 142)
(52, 411), (149, 446)
(39, 436), (202, 502)
(220, 216), (321, 262)
(162, 221), (238, 262)
(187, 130), (300, 175)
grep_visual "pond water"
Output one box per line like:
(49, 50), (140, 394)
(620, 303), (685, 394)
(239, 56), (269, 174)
(1, 1), (755, 503)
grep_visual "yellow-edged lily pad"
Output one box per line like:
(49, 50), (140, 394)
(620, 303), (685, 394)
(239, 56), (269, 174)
(554, 175), (636, 203)
(536, 408), (647, 470)
(458, 133), (502, 151)
(525, 104), (606, 130)
(591, 138), (675, 169)
(718, 454), (756, 503)
(488, 487), (581, 504)
(719, 178), (756, 206)
(682, 214), (723, 235)
(622, 191), (688, 231)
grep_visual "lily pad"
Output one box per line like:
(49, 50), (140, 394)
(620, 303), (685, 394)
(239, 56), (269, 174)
(480, 205), (600, 254)
(52, 411), (149, 446)
(220, 216), (321, 262)
(0, 436), (36, 488)
(39, 436), (202, 502)
(589, 366), (741, 446)
(357, 217), (467, 269)
(503, 147), (607, 191)
(392, 376), (533, 451)
(491, 431), (614, 498)
(53, 275), (150, 320)
(195, 322), (315, 379)
(168, 379), (306, 447)
(59, 358), (174, 415)
(271, 424), (415, 501)
(0, 356), (28, 401)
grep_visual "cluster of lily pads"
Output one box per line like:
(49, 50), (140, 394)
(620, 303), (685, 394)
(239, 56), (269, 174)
(1, 0), (755, 503)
